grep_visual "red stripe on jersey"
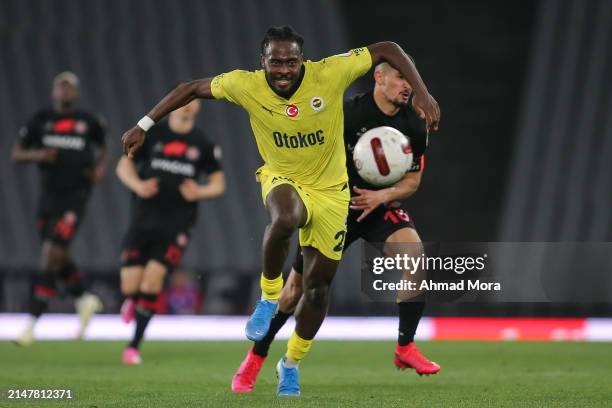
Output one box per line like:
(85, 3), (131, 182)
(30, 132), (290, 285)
(370, 137), (390, 176)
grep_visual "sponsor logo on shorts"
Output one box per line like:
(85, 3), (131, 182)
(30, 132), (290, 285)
(285, 104), (299, 117)
(272, 130), (325, 149)
(64, 211), (77, 224)
(177, 233), (189, 247)
(165, 245), (183, 267)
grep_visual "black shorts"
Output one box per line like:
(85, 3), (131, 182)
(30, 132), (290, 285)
(37, 190), (90, 247)
(120, 225), (191, 272)
(294, 203), (416, 274)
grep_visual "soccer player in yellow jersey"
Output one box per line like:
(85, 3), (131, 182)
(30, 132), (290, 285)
(122, 26), (440, 396)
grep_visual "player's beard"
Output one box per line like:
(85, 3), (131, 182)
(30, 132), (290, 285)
(393, 92), (412, 108)
(265, 66), (305, 99)
(55, 99), (77, 113)
(393, 98), (410, 109)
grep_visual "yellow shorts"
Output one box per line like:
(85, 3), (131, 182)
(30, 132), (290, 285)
(258, 171), (350, 261)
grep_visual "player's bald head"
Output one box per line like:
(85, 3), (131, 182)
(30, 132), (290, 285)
(374, 62), (392, 74)
(374, 54), (415, 77)
(52, 71), (79, 109)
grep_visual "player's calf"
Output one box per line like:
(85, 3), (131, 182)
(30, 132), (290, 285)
(122, 292), (158, 364)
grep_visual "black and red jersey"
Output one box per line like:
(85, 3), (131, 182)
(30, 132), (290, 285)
(18, 109), (106, 193)
(343, 91), (428, 194)
(130, 121), (222, 230)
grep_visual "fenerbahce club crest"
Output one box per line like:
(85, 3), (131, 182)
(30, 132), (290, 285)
(310, 96), (324, 111)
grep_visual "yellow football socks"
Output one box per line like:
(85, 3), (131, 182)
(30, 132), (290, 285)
(260, 273), (283, 301)
(286, 331), (313, 363)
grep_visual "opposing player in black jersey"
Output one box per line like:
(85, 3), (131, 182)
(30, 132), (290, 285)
(232, 62), (439, 392)
(116, 99), (225, 365)
(11, 72), (106, 346)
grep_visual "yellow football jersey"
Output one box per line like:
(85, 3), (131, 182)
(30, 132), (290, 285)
(211, 47), (372, 189)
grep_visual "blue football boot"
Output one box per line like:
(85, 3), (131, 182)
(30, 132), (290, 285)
(245, 299), (278, 341)
(276, 358), (301, 396)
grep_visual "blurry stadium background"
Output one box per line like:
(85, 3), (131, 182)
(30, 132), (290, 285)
(1, 0), (612, 341)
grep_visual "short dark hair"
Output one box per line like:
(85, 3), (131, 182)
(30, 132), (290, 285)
(260, 25), (304, 54)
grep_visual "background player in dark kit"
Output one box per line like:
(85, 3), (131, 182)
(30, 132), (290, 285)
(116, 99), (225, 365)
(232, 62), (439, 392)
(11, 71), (106, 346)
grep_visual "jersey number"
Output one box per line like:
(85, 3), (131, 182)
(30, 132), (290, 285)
(333, 230), (346, 252)
(384, 209), (410, 224)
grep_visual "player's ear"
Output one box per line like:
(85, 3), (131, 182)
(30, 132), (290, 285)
(374, 69), (384, 86)
(260, 54), (265, 69)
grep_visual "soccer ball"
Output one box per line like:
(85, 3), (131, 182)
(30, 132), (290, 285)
(352, 126), (413, 186)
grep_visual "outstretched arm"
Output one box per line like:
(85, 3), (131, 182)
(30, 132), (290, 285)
(367, 42), (440, 131)
(146, 79), (214, 122)
(121, 79), (213, 158)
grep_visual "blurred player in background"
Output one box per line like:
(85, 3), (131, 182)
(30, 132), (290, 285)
(11, 71), (106, 346)
(116, 99), (224, 365)
(121, 26), (439, 395)
(232, 62), (440, 393)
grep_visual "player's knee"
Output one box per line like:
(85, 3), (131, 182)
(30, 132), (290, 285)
(140, 279), (163, 294)
(303, 284), (330, 308)
(269, 212), (300, 238)
(139, 265), (166, 294)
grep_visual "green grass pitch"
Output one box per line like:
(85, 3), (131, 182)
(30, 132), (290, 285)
(1, 340), (610, 407)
